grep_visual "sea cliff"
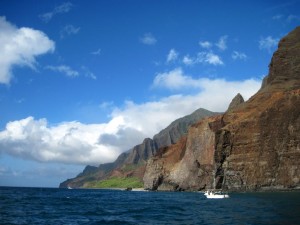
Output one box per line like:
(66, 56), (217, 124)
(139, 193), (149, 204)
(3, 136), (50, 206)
(143, 26), (300, 191)
(61, 27), (300, 191)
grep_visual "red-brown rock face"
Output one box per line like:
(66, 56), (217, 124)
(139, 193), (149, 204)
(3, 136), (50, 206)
(143, 26), (300, 191)
(144, 116), (223, 191)
(216, 89), (300, 191)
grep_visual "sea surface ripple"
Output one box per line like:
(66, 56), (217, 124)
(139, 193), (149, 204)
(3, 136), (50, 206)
(0, 187), (300, 225)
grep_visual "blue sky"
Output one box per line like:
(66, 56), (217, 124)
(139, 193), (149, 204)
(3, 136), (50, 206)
(0, 0), (299, 187)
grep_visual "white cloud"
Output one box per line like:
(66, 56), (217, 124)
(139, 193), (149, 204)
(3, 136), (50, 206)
(0, 17), (55, 85)
(153, 68), (198, 89)
(98, 127), (145, 150)
(140, 33), (157, 45)
(199, 41), (212, 49)
(0, 117), (124, 165)
(81, 66), (97, 80)
(197, 51), (224, 65)
(216, 35), (228, 50)
(46, 65), (96, 79)
(46, 65), (79, 77)
(182, 51), (223, 66)
(60, 25), (80, 38)
(91, 48), (101, 55)
(259, 36), (279, 53)
(166, 49), (179, 63)
(152, 68), (260, 94)
(232, 51), (247, 60)
(0, 68), (261, 166)
(272, 14), (300, 23)
(99, 101), (114, 110)
(182, 55), (195, 66)
(40, 2), (73, 22)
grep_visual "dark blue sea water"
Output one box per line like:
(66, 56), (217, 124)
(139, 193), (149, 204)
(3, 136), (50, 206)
(1, 187), (300, 225)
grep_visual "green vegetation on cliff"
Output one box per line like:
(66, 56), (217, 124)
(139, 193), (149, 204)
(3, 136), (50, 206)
(84, 177), (143, 188)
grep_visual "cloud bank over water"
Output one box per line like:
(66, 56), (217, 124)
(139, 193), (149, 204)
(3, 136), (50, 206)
(0, 68), (261, 165)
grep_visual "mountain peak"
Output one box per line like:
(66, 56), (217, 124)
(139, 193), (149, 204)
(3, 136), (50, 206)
(227, 93), (244, 111)
(261, 26), (300, 91)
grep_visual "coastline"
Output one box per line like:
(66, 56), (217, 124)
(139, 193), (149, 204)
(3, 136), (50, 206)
(68, 187), (149, 192)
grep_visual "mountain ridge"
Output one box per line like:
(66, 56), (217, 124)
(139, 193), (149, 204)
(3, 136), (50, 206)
(59, 108), (219, 188)
(61, 26), (300, 191)
(143, 26), (300, 191)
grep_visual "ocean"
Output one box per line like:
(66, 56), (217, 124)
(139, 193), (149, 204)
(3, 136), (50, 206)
(1, 187), (300, 225)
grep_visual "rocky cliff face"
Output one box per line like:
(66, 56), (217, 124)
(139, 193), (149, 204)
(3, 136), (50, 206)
(261, 27), (300, 91)
(123, 108), (219, 165)
(60, 108), (218, 188)
(144, 26), (300, 191)
(217, 26), (300, 191)
(144, 115), (223, 191)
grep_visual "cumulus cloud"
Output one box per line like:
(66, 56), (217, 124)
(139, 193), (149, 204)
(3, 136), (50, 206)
(182, 55), (194, 65)
(182, 51), (223, 66)
(40, 2), (73, 22)
(216, 35), (228, 50)
(0, 17), (55, 84)
(0, 68), (261, 166)
(166, 49), (179, 63)
(98, 127), (145, 149)
(0, 117), (124, 165)
(152, 67), (260, 93)
(259, 36), (279, 53)
(197, 52), (224, 65)
(232, 51), (247, 60)
(46, 65), (79, 77)
(153, 68), (198, 89)
(199, 41), (212, 49)
(140, 33), (157, 45)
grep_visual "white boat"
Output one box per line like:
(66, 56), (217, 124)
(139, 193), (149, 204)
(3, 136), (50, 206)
(67, 186), (72, 189)
(204, 167), (229, 199)
(204, 190), (229, 199)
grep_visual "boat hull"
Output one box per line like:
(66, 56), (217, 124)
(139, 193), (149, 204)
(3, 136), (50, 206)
(206, 194), (229, 199)
(204, 191), (229, 199)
